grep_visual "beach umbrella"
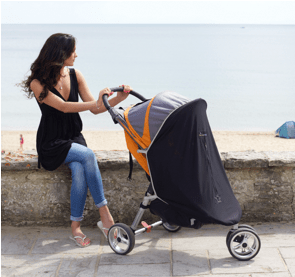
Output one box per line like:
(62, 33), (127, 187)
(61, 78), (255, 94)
(275, 121), (295, 139)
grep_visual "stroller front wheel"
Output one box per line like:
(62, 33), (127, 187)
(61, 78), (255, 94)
(227, 228), (261, 261)
(162, 222), (182, 232)
(108, 223), (135, 255)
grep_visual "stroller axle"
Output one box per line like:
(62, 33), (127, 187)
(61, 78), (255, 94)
(134, 220), (163, 236)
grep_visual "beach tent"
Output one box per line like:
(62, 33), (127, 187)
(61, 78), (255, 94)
(275, 121), (295, 139)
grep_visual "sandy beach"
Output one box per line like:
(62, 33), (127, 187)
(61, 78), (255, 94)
(1, 130), (294, 153)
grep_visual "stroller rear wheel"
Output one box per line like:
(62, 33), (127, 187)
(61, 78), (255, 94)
(162, 222), (182, 232)
(227, 228), (261, 261)
(226, 224), (256, 248)
(108, 223), (135, 255)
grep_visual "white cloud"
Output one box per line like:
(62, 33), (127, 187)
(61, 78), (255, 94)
(1, 1), (295, 24)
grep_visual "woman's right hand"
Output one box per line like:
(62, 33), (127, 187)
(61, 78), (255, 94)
(97, 88), (113, 109)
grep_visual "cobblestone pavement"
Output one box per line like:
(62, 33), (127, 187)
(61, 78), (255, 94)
(2, 222), (295, 277)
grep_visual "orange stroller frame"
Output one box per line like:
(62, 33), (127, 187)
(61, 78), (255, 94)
(101, 87), (261, 261)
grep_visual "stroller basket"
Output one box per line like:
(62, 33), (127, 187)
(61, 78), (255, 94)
(101, 87), (261, 261)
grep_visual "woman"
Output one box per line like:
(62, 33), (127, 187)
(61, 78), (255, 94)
(20, 33), (131, 247)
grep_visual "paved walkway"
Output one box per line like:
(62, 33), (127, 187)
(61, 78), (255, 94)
(1, 222), (295, 277)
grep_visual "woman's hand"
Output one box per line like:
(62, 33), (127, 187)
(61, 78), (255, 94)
(117, 85), (132, 101)
(96, 85), (132, 112)
(96, 88), (113, 110)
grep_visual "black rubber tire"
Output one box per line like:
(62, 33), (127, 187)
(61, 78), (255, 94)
(162, 222), (182, 233)
(227, 228), (261, 261)
(226, 224), (257, 248)
(108, 223), (135, 255)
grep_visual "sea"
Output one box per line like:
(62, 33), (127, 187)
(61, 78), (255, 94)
(1, 24), (295, 131)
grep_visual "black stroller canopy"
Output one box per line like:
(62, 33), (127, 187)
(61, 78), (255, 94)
(147, 98), (242, 227)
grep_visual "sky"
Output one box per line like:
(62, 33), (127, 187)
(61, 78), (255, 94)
(1, 0), (295, 25)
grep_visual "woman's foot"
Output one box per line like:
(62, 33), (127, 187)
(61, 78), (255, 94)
(69, 235), (90, 248)
(98, 205), (115, 237)
(71, 221), (91, 247)
(97, 221), (109, 239)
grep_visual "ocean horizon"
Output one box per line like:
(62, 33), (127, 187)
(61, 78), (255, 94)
(1, 24), (294, 131)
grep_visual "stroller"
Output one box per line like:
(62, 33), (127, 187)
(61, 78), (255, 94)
(102, 87), (261, 261)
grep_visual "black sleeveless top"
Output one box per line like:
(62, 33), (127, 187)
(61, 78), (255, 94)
(36, 68), (87, 171)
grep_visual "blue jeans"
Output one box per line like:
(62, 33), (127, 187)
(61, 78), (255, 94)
(64, 143), (107, 221)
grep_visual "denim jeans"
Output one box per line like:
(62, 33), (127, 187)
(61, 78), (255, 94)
(64, 143), (107, 221)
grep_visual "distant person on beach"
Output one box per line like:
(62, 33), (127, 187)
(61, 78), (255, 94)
(19, 33), (131, 247)
(19, 134), (24, 151)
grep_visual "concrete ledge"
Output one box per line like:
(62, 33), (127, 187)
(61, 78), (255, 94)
(2, 150), (295, 226)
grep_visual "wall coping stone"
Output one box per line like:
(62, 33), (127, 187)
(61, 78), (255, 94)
(221, 150), (295, 168)
(2, 150), (295, 171)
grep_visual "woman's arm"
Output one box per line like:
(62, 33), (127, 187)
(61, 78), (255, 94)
(75, 69), (130, 115)
(30, 79), (101, 113)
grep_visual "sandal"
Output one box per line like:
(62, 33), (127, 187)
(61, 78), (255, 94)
(97, 221), (109, 240)
(69, 235), (91, 248)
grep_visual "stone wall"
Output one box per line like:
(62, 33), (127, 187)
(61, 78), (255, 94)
(1, 150), (295, 227)
(223, 151), (295, 222)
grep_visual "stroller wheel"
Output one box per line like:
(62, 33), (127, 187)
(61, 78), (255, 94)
(108, 223), (135, 255)
(226, 224), (256, 248)
(238, 224), (256, 232)
(227, 228), (261, 261)
(162, 222), (182, 232)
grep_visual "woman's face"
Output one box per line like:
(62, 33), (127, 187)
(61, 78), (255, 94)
(64, 46), (77, 66)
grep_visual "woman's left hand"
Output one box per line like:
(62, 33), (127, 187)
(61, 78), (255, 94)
(117, 85), (132, 100)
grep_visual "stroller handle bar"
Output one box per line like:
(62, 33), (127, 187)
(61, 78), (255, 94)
(102, 87), (147, 111)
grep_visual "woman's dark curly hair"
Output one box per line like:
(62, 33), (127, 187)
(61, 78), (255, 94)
(18, 33), (76, 101)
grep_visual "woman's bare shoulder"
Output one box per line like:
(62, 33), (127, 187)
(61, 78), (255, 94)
(74, 69), (86, 83)
(30, 79), (43, 91)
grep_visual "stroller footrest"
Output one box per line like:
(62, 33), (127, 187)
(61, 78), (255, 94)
(141, 221), (152, 233)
